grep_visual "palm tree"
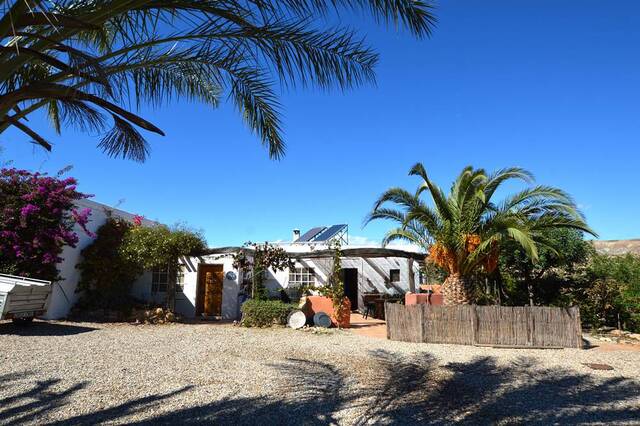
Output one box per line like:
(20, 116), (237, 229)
(0, 0), (435, 161)
(365, 163), (596, 305)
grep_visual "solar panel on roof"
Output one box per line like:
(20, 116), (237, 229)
(314, 224), (347, 242)
(296, 226), (326, 242)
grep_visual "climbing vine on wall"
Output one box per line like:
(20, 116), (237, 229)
(232, 242), (294, 300)
(76, 215), (138, 310)
(120, 223), (207, 310)
(323, 240), (347, 322)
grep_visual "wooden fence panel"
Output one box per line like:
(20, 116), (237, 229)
(385, 303), (583, 348)
(530, 306), (582, 348)
(384, 303), (422, 343)
(475, 306), (531, 347)
(423, 305), (474, 345)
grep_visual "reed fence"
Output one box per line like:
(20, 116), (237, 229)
(385, 303), (582, 348)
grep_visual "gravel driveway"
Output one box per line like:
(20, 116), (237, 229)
(1, 320), (639, 425)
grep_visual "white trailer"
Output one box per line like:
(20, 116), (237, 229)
(0, 274), (52, 324)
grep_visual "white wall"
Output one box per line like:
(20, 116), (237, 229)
(45, 199), (153, 319)
(48, 210), (421, 321)
(258, 255), (421, 310)
(47, 196), (240, 320)
(162, 254), (240, 320)
(130, 269), (196, 318)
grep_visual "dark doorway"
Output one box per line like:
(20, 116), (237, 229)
(341, 268), (358, 310)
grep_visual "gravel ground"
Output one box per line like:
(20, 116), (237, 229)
(1, 320), (639, 425)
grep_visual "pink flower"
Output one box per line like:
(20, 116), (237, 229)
(20, 204), (40, 218)
(1, 167), (93, 280)
(133, 214), (144, 227)
(12, 245), (23, 258)
(71, 208), (96, 238)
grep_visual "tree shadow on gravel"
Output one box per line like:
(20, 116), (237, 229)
(0, 321), (97, 336)
(357, 350), (640, 425)
(2, 352), (639, 425)
(46, 387), (194, 426)
(0, 372), (87, 425)
(0, 371), (192, 426)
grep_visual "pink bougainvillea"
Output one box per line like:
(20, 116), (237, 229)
(132, 214), (144, 227)
(0, 168), (93, 281)
(72, 208), (96, 238)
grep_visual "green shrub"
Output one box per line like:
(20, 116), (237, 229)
(240, 299), (297, 327)
(76, 217), (138, 311)
(76, 216), (206, 315)
(582, 253), (640, 331)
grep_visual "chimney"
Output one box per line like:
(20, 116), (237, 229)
(292, 229), (301, 242)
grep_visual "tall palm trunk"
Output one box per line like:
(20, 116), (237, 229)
(442, 273), (474, 305)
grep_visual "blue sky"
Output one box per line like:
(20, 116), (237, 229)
(2, 0), (639, 246)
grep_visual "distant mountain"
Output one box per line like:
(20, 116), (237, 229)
(592, 239), (640, 256)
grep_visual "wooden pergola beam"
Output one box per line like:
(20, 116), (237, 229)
(199, 246), (426, 262)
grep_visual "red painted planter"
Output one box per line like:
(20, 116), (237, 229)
(405, 292), (444, 306)
(304, 296), (351, 328)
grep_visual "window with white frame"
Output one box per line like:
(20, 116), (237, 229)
(288, 267), (315, 287)
(151, 266), (168, 293)
(151, 265), (184, 293)
(176, 267), (184, 293)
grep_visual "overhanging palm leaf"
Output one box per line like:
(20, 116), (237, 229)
(366, 163), (597, 304)
(0, 0), (436, 161)
(364, 206), (432, 247)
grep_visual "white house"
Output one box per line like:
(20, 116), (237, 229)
(46, 216), (425, 321)
(131, 225), (426, 320)
(44, 199), (154, 319)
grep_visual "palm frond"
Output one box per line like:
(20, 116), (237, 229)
(483, 167), (535, 202)
(381, 227), (426, 247)
(4, 114), (52, 150)
(269, 0), (437, 37)
(55, 99), (106, 133)
(229, 69), (284, 159)
(497, 185), (575, 213)
(363, 206), (408, 226)
(506, 226), (539, 261)
(369, 163), (597, 281)
(404, 204), (442, 237)
(409, 162), (453, 221)
(370, 187), (420, 212)
(0, 0), (436, 159)
(98, 114), (150, 162)
(0, 0), (438, 160)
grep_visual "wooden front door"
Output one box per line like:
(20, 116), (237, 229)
(196, 265), (224, 317)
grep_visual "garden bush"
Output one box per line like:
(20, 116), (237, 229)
(75, 217), (206, 315)
(120, 222), (206, 311)
(577, 253), (640, 331)
(240, 299), (297, 327)
(489, 229), (640, 332)
(75, 216), (139, 311)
